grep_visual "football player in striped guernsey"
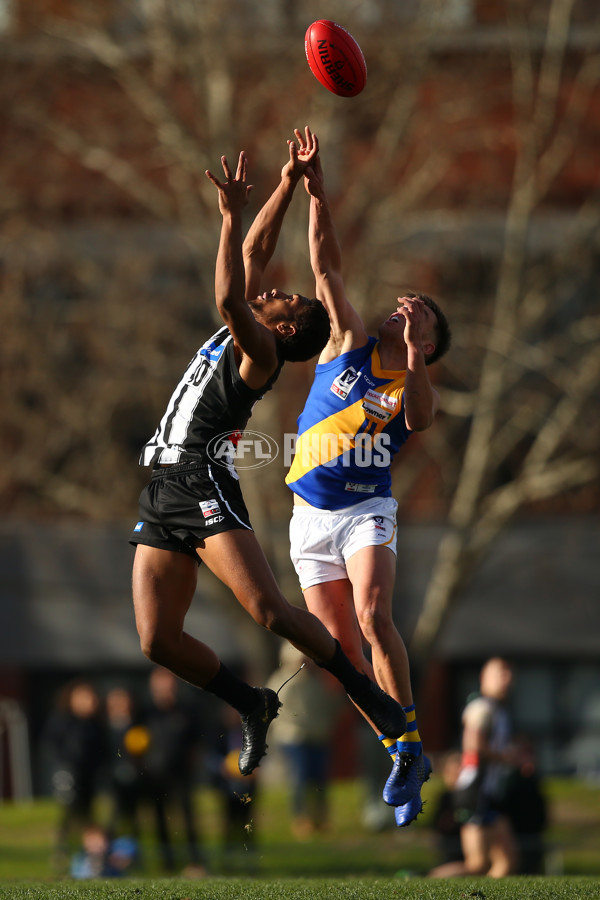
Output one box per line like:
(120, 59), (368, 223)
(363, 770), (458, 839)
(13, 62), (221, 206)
(130, 131), (408, 779)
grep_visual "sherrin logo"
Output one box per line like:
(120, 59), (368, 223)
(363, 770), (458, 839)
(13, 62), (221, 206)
(207, 430), (279, 469)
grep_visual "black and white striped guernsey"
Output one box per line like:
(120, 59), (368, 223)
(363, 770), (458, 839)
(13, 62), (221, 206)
(140, 326), (283, 467)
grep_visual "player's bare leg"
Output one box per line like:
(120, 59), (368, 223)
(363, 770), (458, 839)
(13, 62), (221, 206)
(302, 578), (374, 676)
(132, 544), (221, 685)
(197, 528), (407, 738)
(346, 543), (431, 822)
(345, 544), (412, 706)
(197, 529), (338, 661)
(132, 543), (280, 775)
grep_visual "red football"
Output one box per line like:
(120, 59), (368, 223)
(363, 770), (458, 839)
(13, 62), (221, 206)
(305, 20), (367, 98)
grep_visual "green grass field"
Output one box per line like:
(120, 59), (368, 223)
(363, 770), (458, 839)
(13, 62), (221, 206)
(0, 878), (599, 899)
(0, 775), (598, 898)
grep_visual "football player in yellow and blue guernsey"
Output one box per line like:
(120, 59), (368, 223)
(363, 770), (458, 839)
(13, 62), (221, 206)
(286, 142), (451, 826)
(130, 132), (408, 785)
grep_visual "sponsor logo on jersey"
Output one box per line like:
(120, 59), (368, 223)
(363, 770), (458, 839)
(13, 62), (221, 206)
(200, 499), (221, 517)
(330, 366), (360, 400)
(134, 521), (144, 532)
(204, 515), (225, 526)
(344, 482), (377, 493)
(199, 341), (226, 363)
(361, 388), (397, 423)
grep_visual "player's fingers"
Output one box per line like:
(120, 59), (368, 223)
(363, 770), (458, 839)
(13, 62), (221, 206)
(398, 297), (418, 312)
(235, 151), (246, 181)
(205, 170), (223, 189)
(221, 155), (232, 180)
(294, 128), (305, 150)
(305, 125), (317, 153)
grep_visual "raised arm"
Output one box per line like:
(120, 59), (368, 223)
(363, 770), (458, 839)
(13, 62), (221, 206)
(399, 296), (440, 431)
(243, 126), (319, 302)
(205, 152), (279, 386)
(304, 156), (367, 361)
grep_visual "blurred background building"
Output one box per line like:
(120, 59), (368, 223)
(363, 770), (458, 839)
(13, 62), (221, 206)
(1, 0), (599, 799)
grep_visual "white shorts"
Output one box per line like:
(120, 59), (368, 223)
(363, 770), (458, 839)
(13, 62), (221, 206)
(289, 496), (398, 590)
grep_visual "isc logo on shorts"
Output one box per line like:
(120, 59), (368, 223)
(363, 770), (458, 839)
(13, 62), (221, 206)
(204, 515), (225, 526)
(330, 366), (360, 401)
(200, 499), (221, 518)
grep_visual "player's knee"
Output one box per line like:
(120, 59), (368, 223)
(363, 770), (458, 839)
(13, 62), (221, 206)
(253, 605), (287, 634)
(357, 603), (391, 643)
(246, 593), (289, 633)
(137, 627), (172, 667)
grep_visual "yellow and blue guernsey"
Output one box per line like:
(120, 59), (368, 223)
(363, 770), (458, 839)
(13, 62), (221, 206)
(285, 337), (412, 509)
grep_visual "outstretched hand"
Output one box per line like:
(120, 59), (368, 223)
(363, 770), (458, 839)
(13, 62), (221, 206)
(397, 296), (428, 350)
(303, 153), (325, 198)
(282, 125), (319, 181)
(205, 151), (253, 216)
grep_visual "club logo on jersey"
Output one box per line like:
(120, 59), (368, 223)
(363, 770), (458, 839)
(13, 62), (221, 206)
(361, 388), (398, 423)
(207, 430), (279, 469)
(200, 499), (221, 518)
(330, 366), (360, 400)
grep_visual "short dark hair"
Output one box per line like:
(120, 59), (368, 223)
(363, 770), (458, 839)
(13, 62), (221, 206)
(276, 298), (330, 362)
(405, 291), (451, 365)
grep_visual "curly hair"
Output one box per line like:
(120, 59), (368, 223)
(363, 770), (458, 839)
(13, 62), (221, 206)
(276, 298), (331, 362)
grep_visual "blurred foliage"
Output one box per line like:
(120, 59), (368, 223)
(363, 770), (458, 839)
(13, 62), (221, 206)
(1, 0), (599, 656)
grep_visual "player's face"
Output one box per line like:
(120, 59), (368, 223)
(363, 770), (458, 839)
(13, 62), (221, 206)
(378, 300), (437, 346)
(251, 289), (311, 324)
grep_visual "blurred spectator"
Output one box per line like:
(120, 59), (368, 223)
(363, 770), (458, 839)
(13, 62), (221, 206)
(429, 657), (518, 878)
(44, 680), (107, 866)
(140, 666), (207, 875)
(104, 686), (145, 842)
(267, 644), (343, 839)
(502, 734), (548, 874)
(206, 700), (258, 871)
(70, 824), (138, 879)
(428, 751), (463, 869)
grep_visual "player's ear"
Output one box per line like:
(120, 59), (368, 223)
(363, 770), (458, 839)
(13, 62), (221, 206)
(423, 340), (435, 357)
(276, 322), (297, 337)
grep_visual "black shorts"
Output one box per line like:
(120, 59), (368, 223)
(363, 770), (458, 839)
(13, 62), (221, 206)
(129, 462), (252, 562)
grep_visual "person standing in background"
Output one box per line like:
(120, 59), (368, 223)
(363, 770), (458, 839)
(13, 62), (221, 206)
(44, 681), (107, 868)
(140, 667), (206, 875)
(429, 658), (518, 878)
(267, 644), (344, 838)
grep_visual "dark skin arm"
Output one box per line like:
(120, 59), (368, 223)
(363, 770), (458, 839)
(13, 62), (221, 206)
(243, 126), (319, 301)
(205, 152), (279, 389)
